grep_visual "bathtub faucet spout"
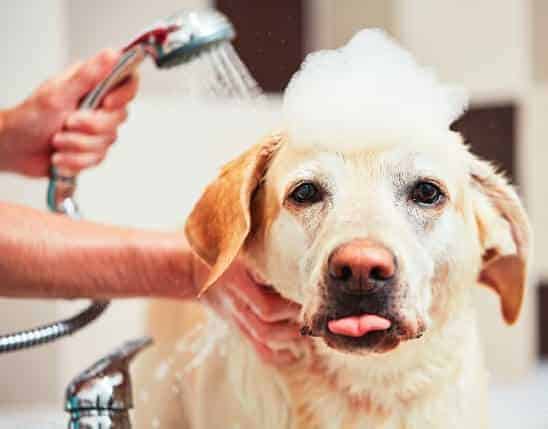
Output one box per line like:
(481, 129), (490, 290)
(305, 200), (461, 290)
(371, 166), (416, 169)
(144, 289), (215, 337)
(65, 337), (152, 429)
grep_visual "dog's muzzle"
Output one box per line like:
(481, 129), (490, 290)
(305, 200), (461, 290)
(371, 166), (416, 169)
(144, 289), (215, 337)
(301, 239), (422, 353)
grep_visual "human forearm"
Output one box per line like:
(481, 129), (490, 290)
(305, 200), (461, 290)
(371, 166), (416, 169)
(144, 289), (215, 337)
(0, 203), (196, 299)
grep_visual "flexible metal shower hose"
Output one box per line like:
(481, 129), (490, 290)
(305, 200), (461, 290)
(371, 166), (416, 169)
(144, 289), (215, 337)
(0, 301), (109, 353)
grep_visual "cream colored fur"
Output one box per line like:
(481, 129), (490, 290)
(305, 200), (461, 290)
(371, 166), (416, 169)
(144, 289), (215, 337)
(135, 131), (530, 429)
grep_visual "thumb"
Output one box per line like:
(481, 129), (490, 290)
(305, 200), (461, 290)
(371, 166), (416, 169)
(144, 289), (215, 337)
(57, 49), (120, 103)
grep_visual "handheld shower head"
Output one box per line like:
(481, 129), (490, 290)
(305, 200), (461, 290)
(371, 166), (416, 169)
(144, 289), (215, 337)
(149, 9), (236, 68)
(123, 9), (235, 69)
(49, 7), (236, 215)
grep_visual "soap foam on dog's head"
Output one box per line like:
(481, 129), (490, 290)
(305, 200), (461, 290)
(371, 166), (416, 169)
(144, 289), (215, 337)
(283, 29), (468, 147)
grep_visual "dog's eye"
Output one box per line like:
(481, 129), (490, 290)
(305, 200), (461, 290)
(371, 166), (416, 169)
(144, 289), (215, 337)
(290, 182), (322, 204)
(411, 181), (444, 206)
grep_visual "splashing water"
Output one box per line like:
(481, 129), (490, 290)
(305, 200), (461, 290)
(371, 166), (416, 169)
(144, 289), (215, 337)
(153, 309), (228, 381)
(179, 42), (263, 100)
(153, 44), (261, 382)
(145, 309), (229, 427)
(144, 45), (260, 427)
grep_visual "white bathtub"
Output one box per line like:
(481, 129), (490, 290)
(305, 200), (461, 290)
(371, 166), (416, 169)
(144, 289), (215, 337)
(2, 363), (547, 428)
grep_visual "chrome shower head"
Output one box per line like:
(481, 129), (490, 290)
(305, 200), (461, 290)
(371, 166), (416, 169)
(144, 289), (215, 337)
(128, 9), (236, 69)
(157, 9), (236, 68)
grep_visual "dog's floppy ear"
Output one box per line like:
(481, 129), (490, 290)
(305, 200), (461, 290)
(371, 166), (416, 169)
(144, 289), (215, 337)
(185, 133), (283, 295)
(471, 157), (532, 324)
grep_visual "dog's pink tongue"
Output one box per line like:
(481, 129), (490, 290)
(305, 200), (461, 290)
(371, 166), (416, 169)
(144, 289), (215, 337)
(328, 314), (391, 337)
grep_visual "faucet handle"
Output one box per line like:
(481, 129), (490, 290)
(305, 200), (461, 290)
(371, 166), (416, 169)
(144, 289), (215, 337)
(65, 336), (153, 413)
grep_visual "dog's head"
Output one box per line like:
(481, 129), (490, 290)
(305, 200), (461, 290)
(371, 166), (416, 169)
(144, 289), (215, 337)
(185, 130), (531, 356)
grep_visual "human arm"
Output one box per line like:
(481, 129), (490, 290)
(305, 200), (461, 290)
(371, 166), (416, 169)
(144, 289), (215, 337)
(0, 202), (192, 299)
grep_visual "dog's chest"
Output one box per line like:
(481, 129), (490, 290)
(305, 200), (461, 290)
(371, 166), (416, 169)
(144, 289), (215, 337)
(281, 363), (398, 429)
(279, 340), (488, 429)
(177, 312), (489, 429)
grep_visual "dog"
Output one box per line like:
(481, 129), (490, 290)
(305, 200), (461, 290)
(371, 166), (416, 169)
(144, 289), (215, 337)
(135, 30), (531, 429)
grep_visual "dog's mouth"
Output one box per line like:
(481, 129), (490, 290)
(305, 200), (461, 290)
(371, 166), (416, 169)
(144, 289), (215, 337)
(303, 310), (425, 354)
(325, 312), (398, 353)
(301, 308), (400, 353)
(327, 313), (391, 337)
(301, 290), (424, 354)
(322, 311), (400, 353)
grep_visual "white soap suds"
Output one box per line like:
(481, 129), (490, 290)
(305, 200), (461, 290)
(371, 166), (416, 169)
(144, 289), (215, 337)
(154, 359), (173, 381)
(283, 29), (468, 145)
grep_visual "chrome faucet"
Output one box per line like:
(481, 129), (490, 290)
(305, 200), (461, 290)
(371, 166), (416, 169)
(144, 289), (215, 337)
(65, 337), (152, 429)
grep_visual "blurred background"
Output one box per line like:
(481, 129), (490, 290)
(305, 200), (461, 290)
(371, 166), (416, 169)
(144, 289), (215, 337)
(0, 0), (547, 427)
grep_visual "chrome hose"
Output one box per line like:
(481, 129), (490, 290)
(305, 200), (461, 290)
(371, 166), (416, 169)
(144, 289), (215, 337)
(0, 301), (109, 353)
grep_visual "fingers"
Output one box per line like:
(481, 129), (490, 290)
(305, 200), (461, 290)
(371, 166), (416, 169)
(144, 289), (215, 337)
(52, 131), (116, 153)
(228, 276), (301, 323)
(233, 318), (298, 365)
(57, 49), (120, 102)
(230, 295), (301, 343)
(201, 259), (305, 366)
(102, 74), (139, 110)
(65, 108), (128, 135)
(49, 107), (125, 174)
(52, 150), (106, 175)
(203, 284), (302, 366)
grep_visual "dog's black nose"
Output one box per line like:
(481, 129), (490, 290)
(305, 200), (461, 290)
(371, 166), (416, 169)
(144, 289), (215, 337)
(328, 239), (396, 294)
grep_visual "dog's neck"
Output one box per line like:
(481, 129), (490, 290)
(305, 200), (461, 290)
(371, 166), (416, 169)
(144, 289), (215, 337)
(280, 297), (480, 424)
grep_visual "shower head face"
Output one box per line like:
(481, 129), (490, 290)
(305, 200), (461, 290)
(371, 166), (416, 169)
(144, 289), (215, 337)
(153, 9), (236, 68)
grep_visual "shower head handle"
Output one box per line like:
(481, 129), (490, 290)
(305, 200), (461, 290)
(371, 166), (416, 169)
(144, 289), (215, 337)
(46, 46), (145, 216)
